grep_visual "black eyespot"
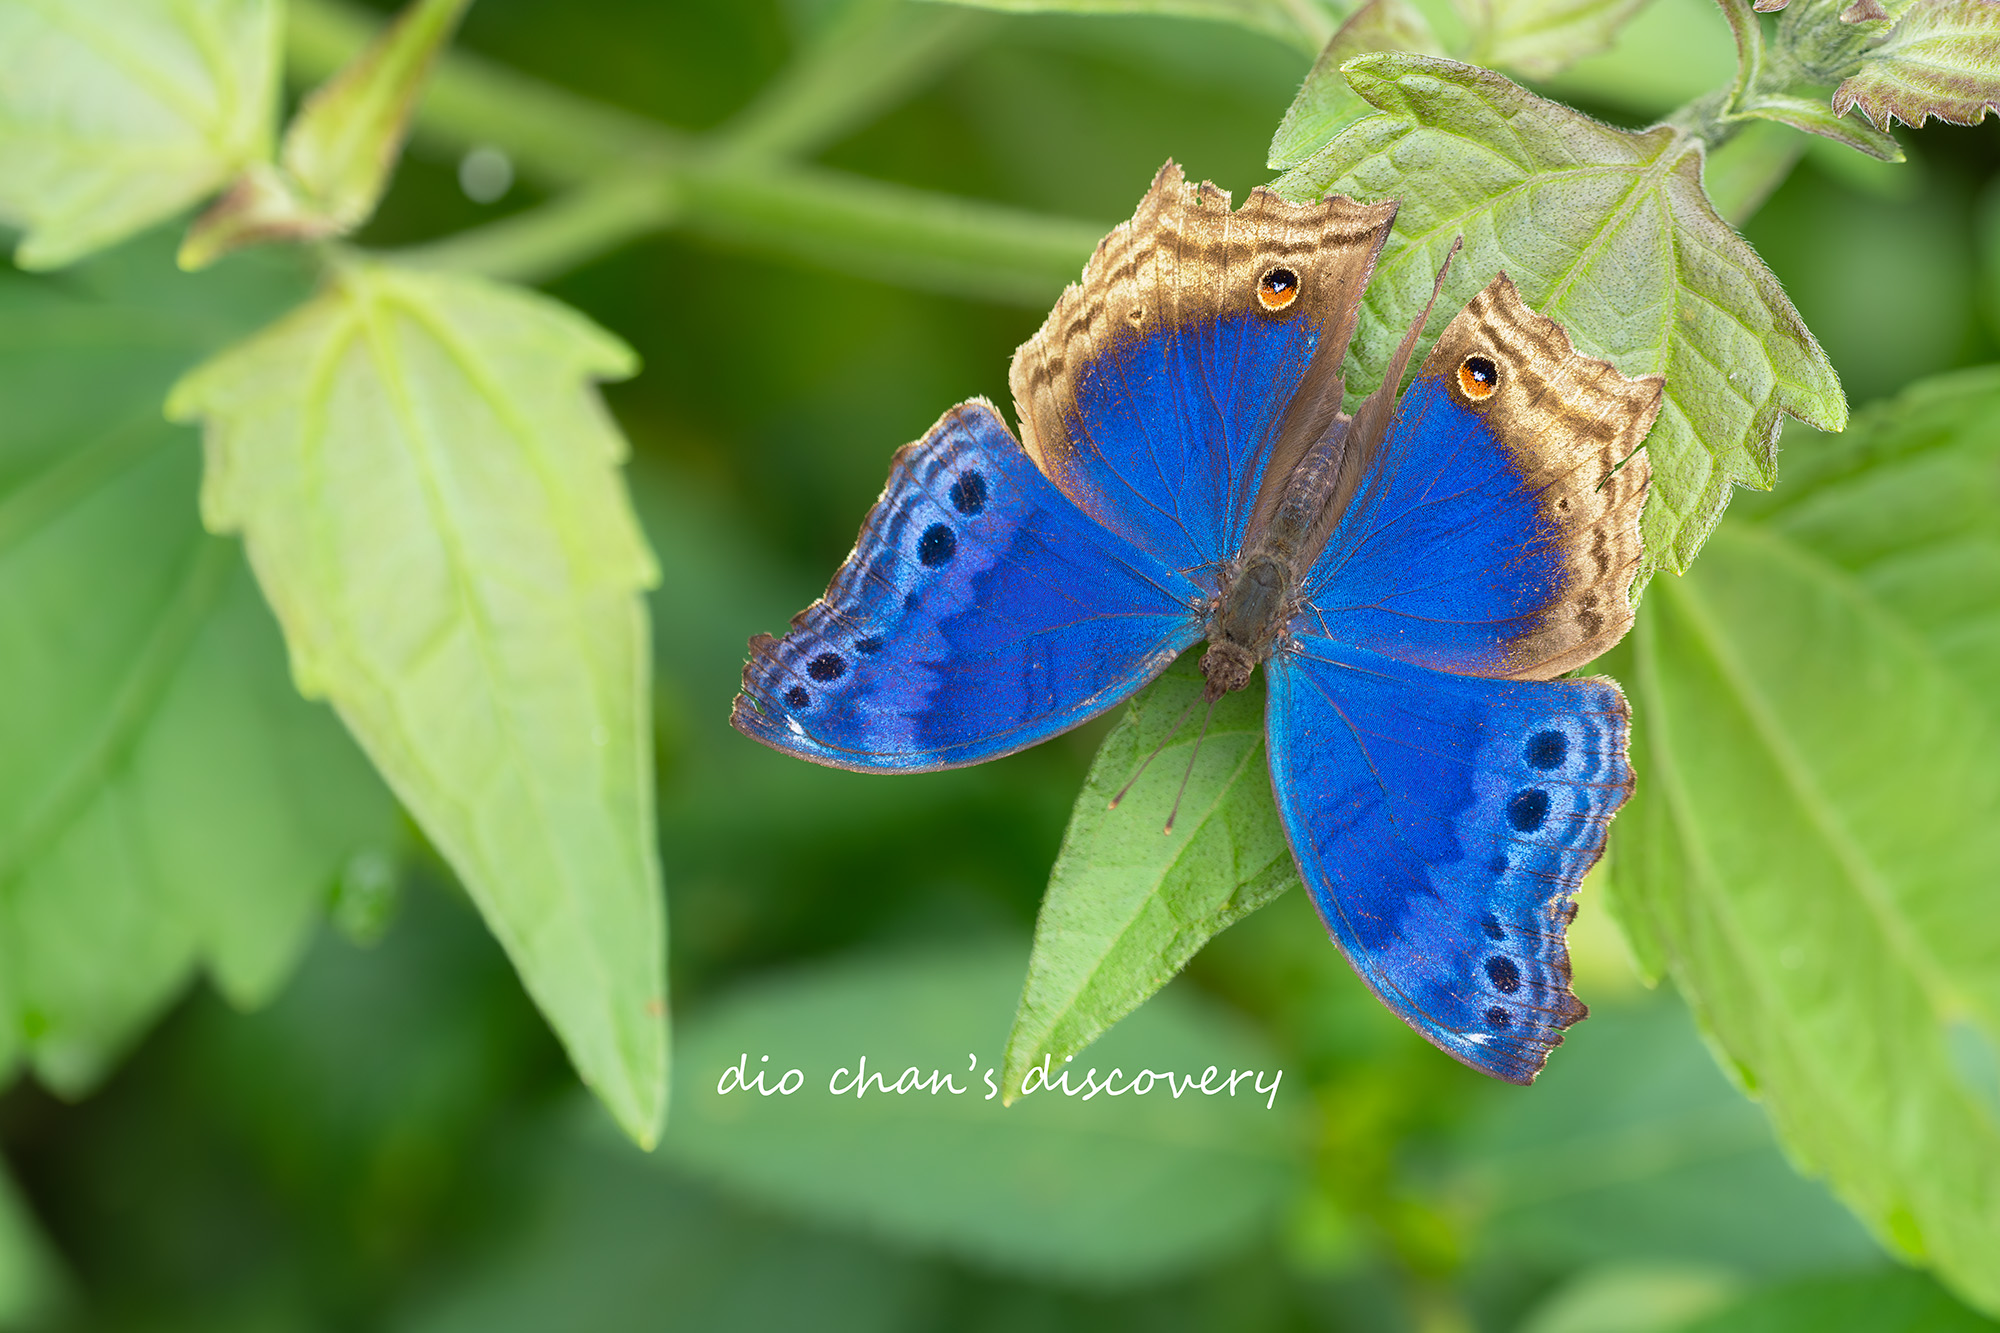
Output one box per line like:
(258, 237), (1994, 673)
(1485, 1006), (1512, 1028)
(1507, 789), (1551, 833)
(1257, 267), (1301, 310)
(949, 471), (987, 516)
(918, 523), (956, 567)
(784, 685), (810, 709)
(1490, 856), (1510, 875)
(1458, 354), (1499, 400)
(1486, 956), (1522, 993)
(1482, 913), (1505, 941)
(807, 652), (845, 682)
(904, 591), (921, 610)
(855, 636), (883, 655)
(1526, 729), (1569, 770)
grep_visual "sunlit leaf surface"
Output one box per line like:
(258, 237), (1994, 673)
(167, 263), (668, 1145)
(1273, 54), (1846, 582)
(1834, 0), (2000, 129)
(1611, 368), (2000, 1315)
(0, 0), (279, 269)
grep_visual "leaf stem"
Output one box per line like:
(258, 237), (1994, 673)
(287, 0), (1106, 302)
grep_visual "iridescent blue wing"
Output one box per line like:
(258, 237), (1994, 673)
(732, 401), (1202, 772)
(1268, 277), (1661, 1080)
(1009, 163), (1397, 582)
(1265, 638), (1631, 1081)
(1303, 276), (1662, 682)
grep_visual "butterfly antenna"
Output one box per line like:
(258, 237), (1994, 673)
(1109, 692), (1203, 809)
(1162, 698), (1218, 836)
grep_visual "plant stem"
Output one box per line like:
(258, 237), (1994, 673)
(287, 0), (1106, 302)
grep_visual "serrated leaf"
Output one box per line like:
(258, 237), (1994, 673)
(1273, 54), (1846, 582)
(181, 0), (469, 268)
(1459, 0), (1655, 80)
(1001, 656), (1297, 1102)
(0, 236), (396, 1095)
(166, 263), (668, 1145)
(1608, 368), (2000, 1315)
(1738, 90), (1905, 159)
(661, 943), (1306, 1283)
(0, 0), (279, 270)
(913, 0), (1332, 53)
(1833, 0), (2000, 129)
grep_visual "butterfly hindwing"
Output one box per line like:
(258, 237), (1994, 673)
(1305, 276), (1661, 682)
(1009, 162), (1397, 579)
(733, 400), (1202, 771)
(1265, 638), (1631, 1081)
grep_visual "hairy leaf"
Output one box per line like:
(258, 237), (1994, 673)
(913, 0), (1333, 53)
(662, 943), (1306, 1283)
(1274, 54), (1846, 582)
(1833, 0), (2000, 129)
(0, 238), (395, 1094)
(1610, 368), (2000, 1315)
(167, 264), (668, 1145)
(1737, 90), (1904, 159)
(1460, 0), (1655, 80)
(1269, 0), (1442, 169)
(0, 0), (279, 270)
(1002, 656), (1296, 1102)
(183, 0), (470, 267)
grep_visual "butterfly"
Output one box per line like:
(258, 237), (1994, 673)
(732, 162), (1661, 1082)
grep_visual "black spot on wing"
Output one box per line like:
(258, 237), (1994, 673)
(1526, 729), (1568, 770)
(807, 652), (845, 682)
(1486, 956), (1521, 993)
(1507, 789), (1550, 833)
(784, 685), (810, 709)
(949, 470), (987, 515)
(918, 523), (957, 567)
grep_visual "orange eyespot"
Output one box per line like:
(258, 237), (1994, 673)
(1458, 354), (1499, 400)
(1257, 267), (1301, 311)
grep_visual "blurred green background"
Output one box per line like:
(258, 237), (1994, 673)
(6, 0), (2000, 1328)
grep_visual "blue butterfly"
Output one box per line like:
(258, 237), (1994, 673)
(733, 163), (1661, 1082)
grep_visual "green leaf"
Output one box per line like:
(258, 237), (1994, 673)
(1272, 54), (1846, 582)
(1001, 656), (1296, 1103)
(0, 1161), (64, 1325)
(181, 0), (471, 268)
(1460, 1000), (1881, 1275)
(1736, 91), (1905, 160)
(1679, 1269), (2000, 1332)
(1699, 119), (1807, 226)
(912, 0), (1334, 54)
(660, 942), (1307, 1283)
(166, 263), (669, 1146)
(0, 0), (280, 270)
(1832, 0), (2000, 129)
(1609, 369), (2000, 1314)
(1269, 0), (1442, 169)
(1460, 0), (1656, 80)
(0, 237), (397, 1095)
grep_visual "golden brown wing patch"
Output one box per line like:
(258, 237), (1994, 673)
(1414, 275), (1663, 680)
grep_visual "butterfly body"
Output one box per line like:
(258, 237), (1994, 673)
(734, 163), (1662, 1082)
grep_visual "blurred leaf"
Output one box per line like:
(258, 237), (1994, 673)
(1269, 0), (1442, 169)
(0, 1160), (64, 1328)
(1460, 0), (1654, 80)
(1735, 92), (1904, 160)
(402, 1128), (932, 1333)
(1538, 0), (1736, 118)
(166, 263), (668, 1146)
(661, 943), (1306, 1284)
(1461, 999), (1882, 1275)
(912, 0), (1333, 52)
(1833, 0), (2000, 129)
(0, 0), (279, 270)
(0, 236), (395, 1095)
(1001, 657), (1295, 1103)
(1700, 121), (1807, 226)
(1273, 54), (1846, 582)
(1610, 369), (2000, 1314)
(183, 0), (470, 268)
(1677, 1268), (2000, 1332)
(1519, 1262), (1741, 1333)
